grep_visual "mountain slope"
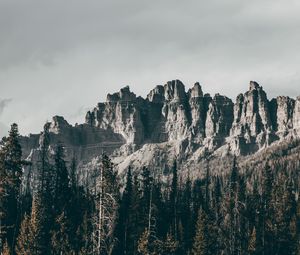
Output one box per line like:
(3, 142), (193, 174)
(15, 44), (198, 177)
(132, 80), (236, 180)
(19, 80), (300, 177)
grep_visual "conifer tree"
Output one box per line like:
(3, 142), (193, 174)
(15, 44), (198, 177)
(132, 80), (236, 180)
(181, 174), (192, 252)
(248, 227), (256, 255)
(192, 208), (208, 255)
(0, 124), (24, 253)
(261, 162), (274, 255)
(130, 173), (143, 253)
(16, 214), (34, 255)
(51, 144), (72, 253)
(137, 228), (152, 255)
(30, 191), (51, 255)
(38, 126), (50, 193)
(169, 160), (178, 238)
(2, 241), (11, 255)
(160, 233), (178, 255)
(78, 197), (94, 255)
(53, 144), (70, 212)
(94, 154), (120, 255)
(114, 167), (133, 255)
(51, 211), (72, 255)
(238, 174), (248, 253)
(296, 198), (300, 255)
(227, 157), (239, 255)
(192, 179), (204, 237)
(276, 178), (297, 255)
(141, 166), (152, 229)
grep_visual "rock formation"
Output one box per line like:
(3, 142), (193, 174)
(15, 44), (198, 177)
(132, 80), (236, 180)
(19, 80), (300, 175)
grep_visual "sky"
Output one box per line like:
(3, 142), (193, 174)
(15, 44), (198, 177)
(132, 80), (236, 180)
(1, 0), (300, 137)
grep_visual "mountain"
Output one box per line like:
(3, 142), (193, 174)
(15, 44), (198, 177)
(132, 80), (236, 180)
(19, 80), (300, 179)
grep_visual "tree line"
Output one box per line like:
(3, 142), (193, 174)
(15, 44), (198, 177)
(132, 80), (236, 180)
(0, 123), (300, 254)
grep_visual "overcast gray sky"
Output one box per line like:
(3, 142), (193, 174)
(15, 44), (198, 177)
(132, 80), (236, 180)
(1, 0), (300, 137)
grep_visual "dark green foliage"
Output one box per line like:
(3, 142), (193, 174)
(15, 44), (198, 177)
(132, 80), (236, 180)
(192, 208), (208, 255)
(114, 167), (134, 254)
(2, 126), (300, 255)
(0, 124), (24, 253)
(169, 160), (178, 238)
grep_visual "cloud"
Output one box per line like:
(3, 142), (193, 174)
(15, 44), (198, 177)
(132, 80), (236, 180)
(0, 0), (300, 135)
(0, 98), (12, 115)
(0, 99), (12, 138)
(0, 121), (9, 138)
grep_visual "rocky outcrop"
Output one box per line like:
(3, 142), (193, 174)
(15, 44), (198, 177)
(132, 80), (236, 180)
(293, 97), (300, 131)
(162, 80), (190, 141)
(231, 81), (272, 137)
(20, 79), (300, 176)
(63, 80), (300, 157)
(229, 81), (276, 154)
(205, 94), (233, 138)
(270, 96), (295, 136)
(188, 83), (207, 143)
(20, 116), (125, 162)
(86, 86), (145, 145)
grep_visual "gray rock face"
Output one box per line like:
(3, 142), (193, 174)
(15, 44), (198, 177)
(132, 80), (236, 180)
(270, 96), (295, 136)
(20, 116), (125, 162)
(20, 80), (300, 176)
(162, 80), (190, 141)
(188, 83), (207, 143)
(231, 81), (271, 137)
(86, 86), (144, 144)
(293, 97), (300, 131)
(147, 85), (165, 104)
(229, 81), (275, 153)
(205, 94), (233, 138)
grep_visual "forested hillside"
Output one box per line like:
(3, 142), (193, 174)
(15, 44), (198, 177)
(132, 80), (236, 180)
(1, 123), (300, 254)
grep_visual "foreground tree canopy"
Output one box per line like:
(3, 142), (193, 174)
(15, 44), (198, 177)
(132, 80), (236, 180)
(0, 123), (300, 254)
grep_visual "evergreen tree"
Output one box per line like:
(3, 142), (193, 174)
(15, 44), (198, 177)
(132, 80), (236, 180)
(0, 124), (24, 253)
(94, 154), (120, 255)
(169, 160), (178, 238)
(276, 178), (297, 255)
(181, 174), (192, 252)
(78, 193), (94, 255)
(227, 157), (239, 255)
(51, 144), (74, 254)
(192, 208), (208, 255)
(114, 167), (133, 255)
(2, 241), (11, 255)
(38, 126), (50, 194)
(16, 214), (34, 255)
(131, 173), (143, 254)
(53, 144), (70, 213)
(160, 233), (178, 255)
(261, 162), (274, 255)
(141, 166), (152, 229)
(51, 211), (72, 254)
(30, 191), (51, 255)
(248, 227), (256, 255)
(192, 179), (204, 239)
(296, 198), (300, 255)
(137, 228), (152, 255)
(238, 174), (248, 254)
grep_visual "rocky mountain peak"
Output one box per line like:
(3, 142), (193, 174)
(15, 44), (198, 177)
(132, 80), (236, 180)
(188, 82), (203, 98)
(147, 85), (165, 103)
(48, 116), (71, 134)
(20, 80), (300, 175)
(164, 80), (186, 102)
(249, 80), (260, 91)
(107, 85), (137, 102)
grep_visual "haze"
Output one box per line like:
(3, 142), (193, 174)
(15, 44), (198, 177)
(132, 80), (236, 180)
(1, 0), (300, 137)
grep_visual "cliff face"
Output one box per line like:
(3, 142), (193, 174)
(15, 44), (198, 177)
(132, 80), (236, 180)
(20, 80), (300, 175)
(85, 80), (236, 148)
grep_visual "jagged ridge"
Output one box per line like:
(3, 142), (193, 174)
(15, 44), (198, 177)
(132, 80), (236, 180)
(20, 80), (300, 176)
